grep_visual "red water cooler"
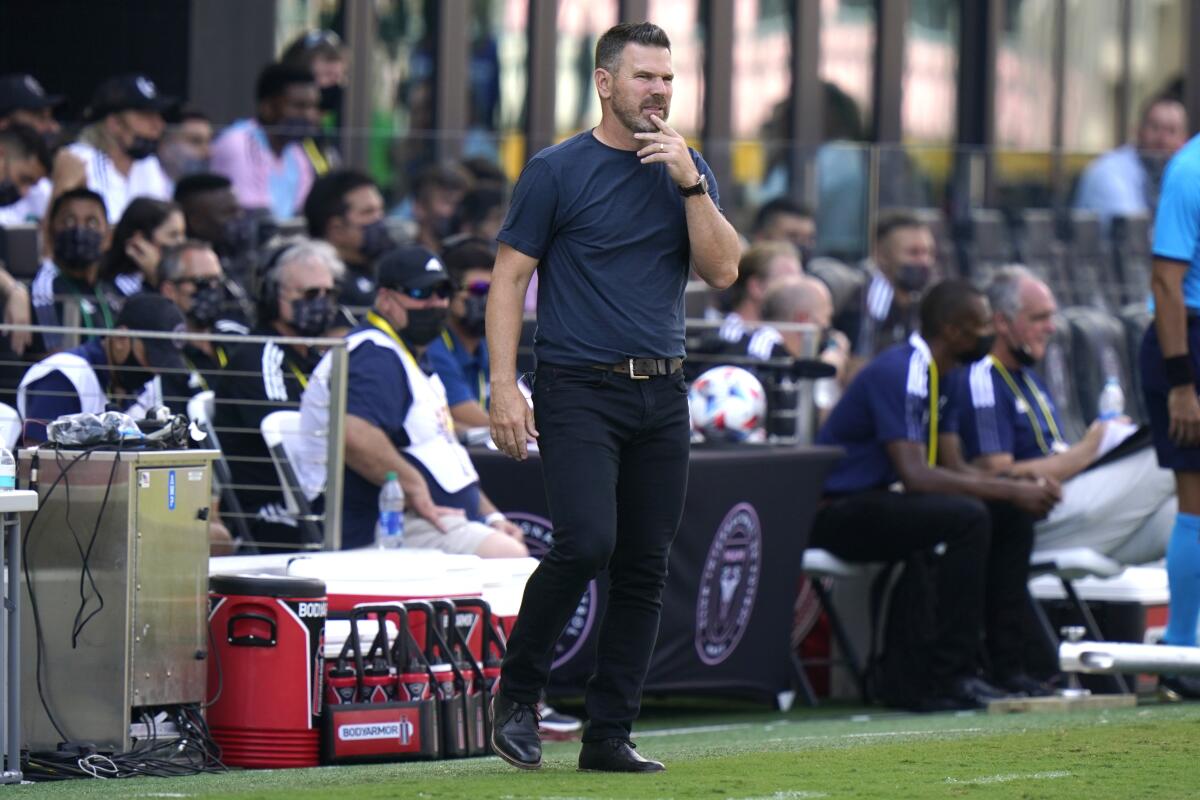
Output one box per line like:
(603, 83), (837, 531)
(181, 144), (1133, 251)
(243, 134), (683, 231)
(207, 574), (327, 768)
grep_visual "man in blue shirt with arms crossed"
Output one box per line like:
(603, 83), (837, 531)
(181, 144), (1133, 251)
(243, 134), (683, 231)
(485, 22), (739, 772)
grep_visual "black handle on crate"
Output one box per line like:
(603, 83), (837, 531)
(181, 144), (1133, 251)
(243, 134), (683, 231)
(227, 612), (277, 647)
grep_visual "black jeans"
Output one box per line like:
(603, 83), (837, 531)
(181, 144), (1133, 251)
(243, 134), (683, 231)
(809, 491), (1037, 685)
(500, 363), (691, 742)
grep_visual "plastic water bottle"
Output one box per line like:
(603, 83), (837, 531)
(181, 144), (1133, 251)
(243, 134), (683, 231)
(1098, 377), (1125, 421)
(0, 446), (13, 492)
(374, 471), (405, 549)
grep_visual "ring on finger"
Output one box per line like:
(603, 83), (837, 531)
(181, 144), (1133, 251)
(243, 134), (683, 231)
(660, 143), (665, 152)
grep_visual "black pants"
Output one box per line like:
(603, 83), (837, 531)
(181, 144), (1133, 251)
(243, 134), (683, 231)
(500, 364), (690, 742)
(809, 491), (1037, 684)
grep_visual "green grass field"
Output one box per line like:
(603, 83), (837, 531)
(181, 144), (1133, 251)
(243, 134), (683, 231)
(14, 700), (1200, 799)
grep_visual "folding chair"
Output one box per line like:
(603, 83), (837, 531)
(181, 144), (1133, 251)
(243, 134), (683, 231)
(187, 390), (256, 551)
(260, 410), (324, 548)
(794, 548), (871, 706)
(0, 401), (20, 450)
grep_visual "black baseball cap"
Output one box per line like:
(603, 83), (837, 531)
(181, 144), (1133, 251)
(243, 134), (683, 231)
(377, 245), (452, 292)
(0, 74), (62, 116)
(84, 74), (176, 122)
(116, 294), (187, 372)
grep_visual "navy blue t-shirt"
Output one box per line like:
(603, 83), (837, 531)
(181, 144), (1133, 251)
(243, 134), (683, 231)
(818, 337), (960, 494)
(956, 357), (1070, 462)
(341, 327), (482, 548)
(498, 130), (720, 366)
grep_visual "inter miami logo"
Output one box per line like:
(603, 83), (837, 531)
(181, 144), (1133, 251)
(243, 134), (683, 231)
(696, 502), (762, 666)
(506, 512), (598, 669)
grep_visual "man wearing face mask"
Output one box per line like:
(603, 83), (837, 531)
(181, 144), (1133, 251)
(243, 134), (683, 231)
(424, 239), (494, 429)
(297, 245), (526, 560)
(813, 280), (1063, 708)
(304, 169), (393, 309)
(214, 239), (338, 550)
(838, 211), (938, 364)
(51, 74), (174, 222)
(29, 188), (122, 353)
(410, 163), (469, 254)
(0, 74), (61, 225)
(158, 109), (214, 183)
(17, 293), (187, 443)
(210, 64), (319, 221)
(750, 197), (816, 264)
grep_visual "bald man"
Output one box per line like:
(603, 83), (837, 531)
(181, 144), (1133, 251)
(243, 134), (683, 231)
(761, 275), (851, 414)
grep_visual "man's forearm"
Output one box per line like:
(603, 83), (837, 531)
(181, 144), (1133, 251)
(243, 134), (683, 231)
(486, 263), (532, 385)
(1152, 259), (1190, 357)
(685, 195), (739, 289)
(344, 414), (410, 485)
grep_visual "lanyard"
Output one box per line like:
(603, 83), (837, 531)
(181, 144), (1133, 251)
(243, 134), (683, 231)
(988, 356), (1064, 456)
(927, 358), (939, 467)
(185, 346), (228, 392)
(60, 275), (115, 331)
(288, 362), (309, 390)
(370, 311), (458, 438)
(440, 329), (489, 409)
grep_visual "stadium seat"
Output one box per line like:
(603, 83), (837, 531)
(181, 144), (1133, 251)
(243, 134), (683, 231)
(1062, 211), (1114, 310)
(957, 208), (1015, 284)
(261, 410), (324, 548)
(1061, 306), (1137, 424)
(1033, 316), (1087, 442)
(1015, 209), (1069, 300)
(795, 548), (870, 706)
(188, 390), (256, 550)
(0, 401), (19, 450)
(806, 256), (865, 318)
(911, 207), (957, 279)
(1118, 303), (1153, 422)
(1110, 214), (1152, 306)
(685, 279), (716, 319)
(0, 223), (40, 281)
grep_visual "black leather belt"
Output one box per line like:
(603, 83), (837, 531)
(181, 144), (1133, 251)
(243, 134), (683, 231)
(593, 357), (684, 379)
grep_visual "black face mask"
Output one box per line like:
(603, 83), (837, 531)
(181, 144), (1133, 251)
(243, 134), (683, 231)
(895, 263), (932, 294)
(187, 283), (227, 328)
(220, 214), (256, 257)
(53, 226), (104, 270)
(429, 214), (456, 242)
(118, 351), (154, 395)
(359, 219), (394, 260)
(276, 117), (318, 145)
(959, 334), (996, 366)
(1009, 337), (1037, 368)
(124, 135), (160, 161)
(320, 84), (344, 114)
(458, 294), (487, 338)
(290, 295), (337, 336)
(0, 178), (20, 208)
(403, 307), (447, 347)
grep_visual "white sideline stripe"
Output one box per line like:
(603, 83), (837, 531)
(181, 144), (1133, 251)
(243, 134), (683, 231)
(944, 770), (1072, 785)
(728, 793), (829, 800)
(638, 722), (759, 738)
(639, 721), (985, 741)
(766, 727), (984, 744)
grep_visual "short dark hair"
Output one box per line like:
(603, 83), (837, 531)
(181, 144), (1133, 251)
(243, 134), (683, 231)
(1140, 94), (1185, 124)
(304, 169), (378, 237)
(720, 242), (799, 312)
(255, 62), (315, 103)
(457, 187), (505, 229)
(595, 22), (671, 73)
(920, 279), (984, 339)
(0, 122), (50, 172)
(876, 209), (926, 242)
(413, 163), (469, 199)
(442, 239), (496, 286)
(173, 172), (232, 204)
(178, 107), (211, 125)
(752, 197), (812, 235)
(48, 187), (106, 224)
(459, 156), (508, 190)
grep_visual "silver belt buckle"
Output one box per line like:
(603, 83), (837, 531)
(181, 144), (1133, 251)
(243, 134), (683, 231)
(628, 358), (650, 380)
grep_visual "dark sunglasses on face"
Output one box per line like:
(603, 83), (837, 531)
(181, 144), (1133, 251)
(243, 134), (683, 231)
(175, 276), (222, 291)
(398, 282), (453, 300)
(292, 286), (333, 301)
(462, 280), (491, 297)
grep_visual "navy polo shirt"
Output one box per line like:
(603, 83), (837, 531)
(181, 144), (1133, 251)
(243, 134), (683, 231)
(342, 325), (482, 548)
(956, 357), (1069, 462)
(425, 328), (490, 409)
(818, 336), (959, 494)
(498, 130), (721, 366)
(23, 339), (110, 443)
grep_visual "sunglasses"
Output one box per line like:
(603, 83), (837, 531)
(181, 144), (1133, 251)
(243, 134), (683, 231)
(291, 286), (333, 301)
(395, 282), (453, 300)
(175, 276), (222, 291)
(462, 280), (491, 297)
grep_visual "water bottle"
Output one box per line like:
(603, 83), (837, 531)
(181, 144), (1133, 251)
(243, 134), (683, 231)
(375, 471), (405, 549)
(1098, 377), (1125, 421)
(0, 446), (15, 492)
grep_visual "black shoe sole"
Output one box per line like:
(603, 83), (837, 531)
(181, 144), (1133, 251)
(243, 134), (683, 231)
(577, 766), (666, 773)
(490, 698), (542, 771)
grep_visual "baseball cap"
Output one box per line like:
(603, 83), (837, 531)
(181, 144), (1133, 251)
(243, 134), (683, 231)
(0, 74), (62, 117)
(116, 294), (187, 372)
(84, 74), (176, 122)
(377, 245), (452, 292)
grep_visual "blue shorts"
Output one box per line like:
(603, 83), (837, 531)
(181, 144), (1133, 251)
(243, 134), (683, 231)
(1140, 316), (1200, 471)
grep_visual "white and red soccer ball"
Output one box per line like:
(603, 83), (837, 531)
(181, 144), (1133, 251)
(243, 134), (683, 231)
(688, 366), (767, 443)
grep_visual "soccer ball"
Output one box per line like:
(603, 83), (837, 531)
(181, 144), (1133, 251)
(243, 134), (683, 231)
(688, 366), (767, 443)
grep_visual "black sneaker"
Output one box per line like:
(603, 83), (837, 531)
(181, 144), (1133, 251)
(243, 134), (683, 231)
(490, 694), (542, 770)
(1159, 673), (1200, 701)
(578, 738), (665, 773)
(997, 672), (1056, 698)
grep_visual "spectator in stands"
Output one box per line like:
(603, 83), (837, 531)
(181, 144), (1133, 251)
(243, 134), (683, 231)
(0, 73), (62, 225)
(174, 173), (261, 303)
(1075, 96), (1188, 225)
(751, 197), (816, 263)
(304, 169), (393, 309)
(158, 240), (247, 406)
(446, 186), (507, 249)
(762, 276), (852, 412)
(410, 163), (469, 253)
(17, 293), (186, 442)
(281, 30), (347, 126)
(839, 210), (937, 362)
(812, 280), (1061, 709)
(99, 197), (186, 297)
(298, 245), (527, 557)
(0, 128), (52, 228)
(214, 239), (338, 550)
(958, 266), (1175, 564)
(31, 188), (121, 353)
(52, 74), (174, 222)
(425, 239), (494, 429)
(707, 242), (801, 343)
(459, 156), (509, 192)
(158, 109), (214, 183)
(210, 64), (320, 221)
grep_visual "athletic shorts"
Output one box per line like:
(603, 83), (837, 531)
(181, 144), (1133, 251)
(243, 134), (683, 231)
(402, 512), (494, 555)
(1140, 316), (1200, 471)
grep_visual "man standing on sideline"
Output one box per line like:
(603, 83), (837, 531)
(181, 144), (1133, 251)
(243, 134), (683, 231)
(1139, 128), (1200, 698)
(486, 22), (738, 772)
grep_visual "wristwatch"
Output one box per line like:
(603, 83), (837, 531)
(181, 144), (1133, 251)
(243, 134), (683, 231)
(679, 173), (708, 197)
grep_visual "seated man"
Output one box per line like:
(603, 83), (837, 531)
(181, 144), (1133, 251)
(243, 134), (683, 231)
(425, 238), (493, 429)
(299, 245), (527, 558)
(958, 266), (1174, 564)
(812, 279), (1061, 709)
(17, 293), (187, 442)
(760, 275), (851, 417)
(214, 239), (338, 551)
(749, 196), (815, 263)
(697, 241), (801, 352)
(304, 168), (392, 309)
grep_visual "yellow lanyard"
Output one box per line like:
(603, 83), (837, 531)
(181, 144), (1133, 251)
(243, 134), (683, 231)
(370, 311), (457, 436)
(989, 356), (1064, 456)
(927, 358), (939, 467)
(440, 329), (489, 409)
(288, 362), (309, 390)
(186, 346), (228, 392)
(302, 137), (330, 175)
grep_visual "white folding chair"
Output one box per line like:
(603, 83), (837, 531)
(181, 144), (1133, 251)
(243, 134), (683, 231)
(0, 401), (20, 450)
(188, 390), (255, 549)
(261, 410), (323, 547)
